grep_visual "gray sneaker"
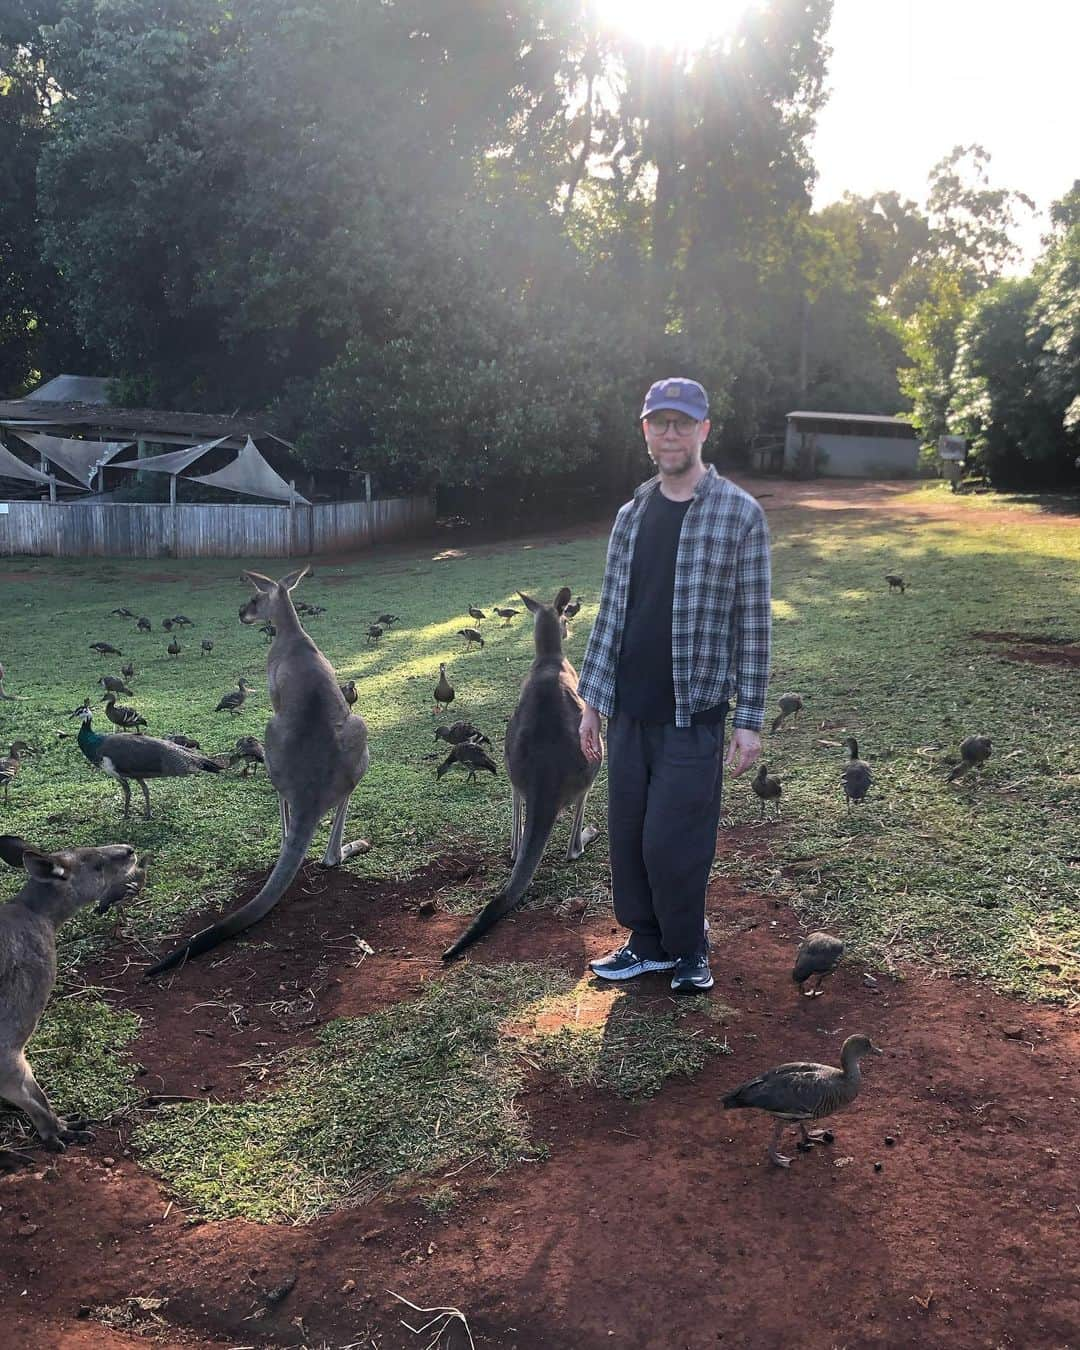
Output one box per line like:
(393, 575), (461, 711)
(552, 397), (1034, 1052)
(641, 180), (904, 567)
(589, 945), (677, 981)
(671, 953), (714, 993)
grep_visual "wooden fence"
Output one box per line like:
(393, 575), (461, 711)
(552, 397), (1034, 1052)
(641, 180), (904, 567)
(0, 495), (434, 558)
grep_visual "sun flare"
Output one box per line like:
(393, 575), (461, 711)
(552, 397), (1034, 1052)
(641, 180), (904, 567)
(592, 0), (757, 52)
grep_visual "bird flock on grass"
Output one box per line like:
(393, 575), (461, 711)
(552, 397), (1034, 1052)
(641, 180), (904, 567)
(0, 566), (1006, 1173)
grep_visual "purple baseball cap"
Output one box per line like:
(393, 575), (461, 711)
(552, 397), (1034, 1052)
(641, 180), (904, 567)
(640, 377), (708, 422)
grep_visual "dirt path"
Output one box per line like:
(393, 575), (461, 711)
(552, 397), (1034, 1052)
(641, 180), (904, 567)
(2, 849), (1077, 1350)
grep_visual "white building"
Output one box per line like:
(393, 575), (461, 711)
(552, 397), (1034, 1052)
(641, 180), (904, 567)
(784, 411), (918, 478)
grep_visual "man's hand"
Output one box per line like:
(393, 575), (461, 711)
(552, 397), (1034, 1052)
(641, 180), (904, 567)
(579, 705), (603, 763)
(725, 727), (761, 779)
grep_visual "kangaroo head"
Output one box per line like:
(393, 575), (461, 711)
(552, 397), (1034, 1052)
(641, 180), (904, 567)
(22, 843), (142, 918)
(518, 588), (572, 653)
(239, 566), (310, 624)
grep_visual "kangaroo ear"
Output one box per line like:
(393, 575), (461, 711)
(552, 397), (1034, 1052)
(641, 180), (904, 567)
(518, 592), (540, 614)
(242, 571), (275, 593)
(278, 565), (310, 592)
(23, 849), (67, 881)
(554, 586), (572, 612)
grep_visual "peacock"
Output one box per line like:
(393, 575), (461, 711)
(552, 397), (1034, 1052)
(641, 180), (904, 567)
(70, 702), (223, 819)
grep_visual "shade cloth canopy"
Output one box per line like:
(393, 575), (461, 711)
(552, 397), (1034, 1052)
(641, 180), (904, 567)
(0, 441), (55, 484)
(189, 436), (309, 504)
(13, 431), (131, 487)
(110, 437), (229, 475)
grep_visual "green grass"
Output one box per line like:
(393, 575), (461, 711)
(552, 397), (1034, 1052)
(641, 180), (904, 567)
(0, 993), (141, 1147)
(135, 962), (723, 1221)
(1, 485), (1077, 1204)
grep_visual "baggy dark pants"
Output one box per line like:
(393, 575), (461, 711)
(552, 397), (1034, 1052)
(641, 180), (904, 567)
(606, 711), (727, 961)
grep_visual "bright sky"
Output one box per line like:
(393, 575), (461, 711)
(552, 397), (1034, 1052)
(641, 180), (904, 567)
(812, 0), (1079, 264)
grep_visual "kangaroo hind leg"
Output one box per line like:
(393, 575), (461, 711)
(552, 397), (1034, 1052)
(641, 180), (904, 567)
(565, 789), (599, 861)
(0, 1053), (92, 1151)
(321, 792), (371, 867)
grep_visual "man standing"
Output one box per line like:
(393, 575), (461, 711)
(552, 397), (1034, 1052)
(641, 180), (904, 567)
(578, 377), (771, 993)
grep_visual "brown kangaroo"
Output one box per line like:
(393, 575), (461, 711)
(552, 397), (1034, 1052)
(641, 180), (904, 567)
(0, 842), (143, 1149)
(443, 587), (602, 959)
(146, 567), (370, 975)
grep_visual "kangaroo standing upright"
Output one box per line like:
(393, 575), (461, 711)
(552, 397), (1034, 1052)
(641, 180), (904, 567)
(0, 842), (142, 1149)
(147, 567), (370, 975)
(443, 587), (602, 959)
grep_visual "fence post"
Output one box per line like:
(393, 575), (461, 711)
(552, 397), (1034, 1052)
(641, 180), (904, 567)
(287, 482), (296, 558)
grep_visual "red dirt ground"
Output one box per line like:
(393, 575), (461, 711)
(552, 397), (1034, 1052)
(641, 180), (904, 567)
(3, 481), (1078, 1348)
(971, 631), (1080, 669)
(2, 846), (1078, 1350)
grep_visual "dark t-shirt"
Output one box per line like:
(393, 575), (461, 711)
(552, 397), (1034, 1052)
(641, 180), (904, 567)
(614, 489), (727, 725)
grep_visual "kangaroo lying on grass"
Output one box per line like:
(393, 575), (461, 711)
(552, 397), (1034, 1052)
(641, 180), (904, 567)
(0, 841), (142, 1150)
(443, 587), (602, 960)
(146, 567), (370, 976)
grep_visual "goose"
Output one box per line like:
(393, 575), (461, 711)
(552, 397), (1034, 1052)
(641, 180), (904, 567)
(215, 678), (252, 714)
(110, 607), (136, 619)
(792, 932), (844, 996)
(375, 613), (399, 627)
(770, 692), (804, 733)
(436, 742), (498, 782)
(166, 638), (181, 658)
(885, 574), (906, 593)
(468, 605), (486, 623)
(366, 624), (384, 644)
(433, 663), (455, 715)
(136, 617), (152, 634)
(200, 638), (214, 656)
(121, 660), (136, 680)
(722, 1034), (881, 1168)
(0, 741), (31, 803)
(340, 679), (358, 707)
(750, 763), (782, 817)
(228, 735), (266, 777)
(493, 607), (519, 625)
(947, 735), (992, 782)
(90, 641), (122, 657)
(99, 675), (134, 697)
(434, 721), (491, 747)
(563, 596), (583, 620)
(101, 692), (147, 732)
(458, 628), (484, 650)
(841, 737), (872, 807)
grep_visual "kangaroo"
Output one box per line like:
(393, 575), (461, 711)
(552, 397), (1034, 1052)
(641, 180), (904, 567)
(0, 842), (142, 1149)
(443, 587), (601, 960)
(146, 567), (370, 976)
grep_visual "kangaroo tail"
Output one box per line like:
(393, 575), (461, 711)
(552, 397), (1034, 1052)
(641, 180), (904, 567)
(442, 797), (560, 961)
(145, 813), (320, 977)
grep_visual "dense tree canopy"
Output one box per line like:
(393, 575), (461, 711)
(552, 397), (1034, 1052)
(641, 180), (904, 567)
(1, 1), (1076, 497)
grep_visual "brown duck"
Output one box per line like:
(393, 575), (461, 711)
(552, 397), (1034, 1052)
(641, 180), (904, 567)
(723, 1034), (881, 1168)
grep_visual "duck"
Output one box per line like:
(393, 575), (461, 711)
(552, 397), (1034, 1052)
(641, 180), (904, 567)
(563, 595), (583, 620)
(840, 737), (872, 807)
(722, 1034), (881, 1168)
(90, 641), (122, 657)
(167, 637), (182, 658)
(0, 741), (32, 803)
(366, 624), (384, 644)
(468, 605), (486, 623)
(375, 613), (399, 627)
(121, 660), (136, 680)
(770, 692), (804, 733)
(215, 677), (252, 714)
(166, 733), (202, 750)
(493, 606), (519, 625)
(433, 663), (455, 715)
(101, 692), (148, 732)
(792, 932), (844, 996)
(437, 742), (498, 782)
(340, 679), (358, 706)
(228, 735), (266, 777)
(98, 674), (134, 697)
(259, 621), (276, 642)
(69, 703), (223, 819)
(110, 607), (136, 619)
(750, 763), (782, 818)
(136, 617), (152, 634)
(885, 573), (906, 593)
(458, 627), (485, 650)
(434, 721), (491, 747)
(171, 614), (194, 627)
(200, 638), (214, 656)
(947, 735), (992, 782)
(162, 618), (174, 632)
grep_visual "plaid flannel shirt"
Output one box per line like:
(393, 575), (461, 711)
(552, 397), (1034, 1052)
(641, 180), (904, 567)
(577, 466), (772, 731)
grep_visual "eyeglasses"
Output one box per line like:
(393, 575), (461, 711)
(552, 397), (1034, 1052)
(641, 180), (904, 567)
(644, 413), (699, 437)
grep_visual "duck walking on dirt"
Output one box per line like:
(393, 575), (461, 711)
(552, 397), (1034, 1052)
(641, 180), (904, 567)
(792, 931), (843, 996)
(722, 1034), (881, 1168)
